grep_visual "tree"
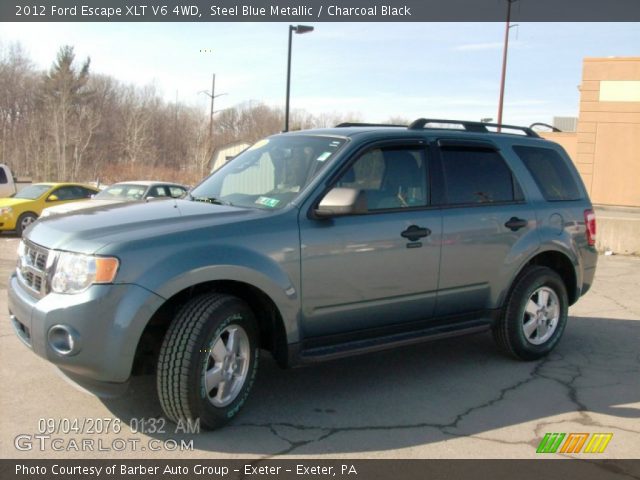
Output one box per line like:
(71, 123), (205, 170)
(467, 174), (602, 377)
(119, 85), (156, 166)
(42, 45), (92, 179)
(0, 42), (38, 175)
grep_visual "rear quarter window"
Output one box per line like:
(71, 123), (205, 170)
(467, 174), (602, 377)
(513, 145), (582, 201)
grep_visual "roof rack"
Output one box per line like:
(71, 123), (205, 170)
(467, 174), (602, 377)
(408, 118), (540, 138)
(335, 122), (406, 128)
(529, 122), (562, 132)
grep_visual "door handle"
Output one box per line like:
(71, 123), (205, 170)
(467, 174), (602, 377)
(401, 225), (431, 241)
(504, 217), (528, 231)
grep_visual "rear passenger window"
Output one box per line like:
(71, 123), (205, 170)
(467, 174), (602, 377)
(440, 147), (518, 205)
(513, 146), (582, 201)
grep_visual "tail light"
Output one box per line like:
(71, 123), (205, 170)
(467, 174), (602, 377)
(584, 209), (596, 247)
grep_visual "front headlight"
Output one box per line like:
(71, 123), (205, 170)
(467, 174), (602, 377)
(0, 206), (13, 216)
(51, 252), (119, 294)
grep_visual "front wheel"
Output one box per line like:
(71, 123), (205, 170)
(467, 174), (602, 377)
(157, 293), (259, 430)
(16, 212), (37, 236)
(493, 266), (568, 361)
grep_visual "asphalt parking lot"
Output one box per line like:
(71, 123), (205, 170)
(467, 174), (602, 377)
(1, 234), (638, 459)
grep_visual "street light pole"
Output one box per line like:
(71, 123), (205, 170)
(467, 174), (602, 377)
(285, 24), (314, 132)
(497, 0), (518, 131)
(209, 73), (215, 140)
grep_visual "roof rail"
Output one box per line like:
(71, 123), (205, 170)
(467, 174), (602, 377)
(407, 118), (540, 138)
(335, 122), (406, 128)
(530, 122), (562, 132)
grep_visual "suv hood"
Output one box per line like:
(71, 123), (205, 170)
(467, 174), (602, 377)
(26, 199), (262, 254)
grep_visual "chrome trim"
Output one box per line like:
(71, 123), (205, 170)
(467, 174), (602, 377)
(16, 240), (56, 299)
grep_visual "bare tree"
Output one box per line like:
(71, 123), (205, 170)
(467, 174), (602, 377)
(0, 42), (404, 186)
(119, 85), (157, 166)
(42, 45), (91, 179)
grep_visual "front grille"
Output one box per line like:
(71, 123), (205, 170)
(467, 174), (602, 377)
(17, 240), (53, 298)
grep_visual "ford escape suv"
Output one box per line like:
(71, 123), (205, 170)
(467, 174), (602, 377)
(8, 118), (597, 430)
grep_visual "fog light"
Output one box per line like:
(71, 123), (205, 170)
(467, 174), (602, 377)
(47, 325), (81, 356)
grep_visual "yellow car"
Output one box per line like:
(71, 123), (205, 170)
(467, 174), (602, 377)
(0, 183), (99, 235)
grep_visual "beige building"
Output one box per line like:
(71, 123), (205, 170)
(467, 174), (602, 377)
(542, 57), (640, 208)
(541, 57), (640, 254)
(209, 141), (251, 172)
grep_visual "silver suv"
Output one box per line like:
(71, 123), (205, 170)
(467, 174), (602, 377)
(9, 119), (598, 430)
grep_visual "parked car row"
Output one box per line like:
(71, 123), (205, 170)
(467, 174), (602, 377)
(0, 180), (188, 235)
(40, 181), (188, 218)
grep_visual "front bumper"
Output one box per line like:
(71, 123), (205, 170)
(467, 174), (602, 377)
(8, 273), (165, 396)
(0, 212), (17, 230)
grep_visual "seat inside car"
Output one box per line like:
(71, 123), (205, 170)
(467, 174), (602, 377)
(369, 150), (423, 209)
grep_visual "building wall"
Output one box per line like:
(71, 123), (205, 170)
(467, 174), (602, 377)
(575, 57), (640, 207)
(539, 131), (578, 161)
(210, 142), (251, 172)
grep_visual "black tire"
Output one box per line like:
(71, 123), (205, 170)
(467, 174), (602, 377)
(493, 266), (568, 361)
(157, 293), (259, 430)
(16, 212), (37, 236)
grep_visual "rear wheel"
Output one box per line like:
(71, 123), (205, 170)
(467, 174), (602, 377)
(16, 212), (37, 236)
(157, 293), (259, 430)
(493, 266), (568, 360)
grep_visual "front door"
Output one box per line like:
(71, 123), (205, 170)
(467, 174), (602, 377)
(299, 143), (442, 338)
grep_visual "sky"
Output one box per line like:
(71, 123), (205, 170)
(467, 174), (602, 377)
(1, 22), (639, 127)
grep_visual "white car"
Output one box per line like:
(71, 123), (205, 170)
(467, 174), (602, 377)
(40, 181), (188, 217)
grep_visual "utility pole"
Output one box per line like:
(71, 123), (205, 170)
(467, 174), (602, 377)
(199, 75), (228, 174)
(174, 89), (179, 165)
(497, 0), (518, 131)
(200, 74), (228, 142)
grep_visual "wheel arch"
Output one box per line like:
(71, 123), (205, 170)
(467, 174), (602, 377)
(132, 279), (290, 376)
(17, 210), (38, 224)
(502, 248), (580, 309)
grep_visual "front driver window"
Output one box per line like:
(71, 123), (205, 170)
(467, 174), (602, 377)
(337, 146), (429, 211)
(191, 135), (346, 210)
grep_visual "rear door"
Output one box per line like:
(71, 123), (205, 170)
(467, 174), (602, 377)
(299, 141), (442, 338)
(433, 139), (538, 316)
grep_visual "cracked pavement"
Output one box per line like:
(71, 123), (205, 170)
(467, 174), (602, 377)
(1, 235), (638, 459)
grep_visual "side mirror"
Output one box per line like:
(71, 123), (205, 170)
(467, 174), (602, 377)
(314, 188), (367, 218)
(47, 194), (59, 202)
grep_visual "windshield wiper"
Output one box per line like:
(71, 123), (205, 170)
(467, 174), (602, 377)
(191, 196), (233, 206)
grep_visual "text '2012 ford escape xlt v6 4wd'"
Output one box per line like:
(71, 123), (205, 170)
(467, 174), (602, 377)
(9, 119), (597, 430)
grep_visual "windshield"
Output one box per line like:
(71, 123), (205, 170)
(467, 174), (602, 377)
(14, 184), (50, 200)
(190, 135), (346, 209)
(96, 184), (147, 200)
